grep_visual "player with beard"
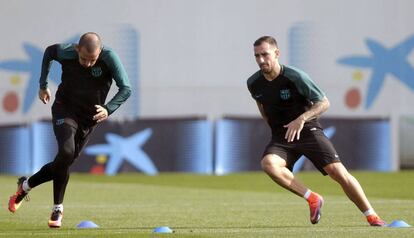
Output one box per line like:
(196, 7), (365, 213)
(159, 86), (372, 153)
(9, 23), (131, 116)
(247, 36), (386, 226)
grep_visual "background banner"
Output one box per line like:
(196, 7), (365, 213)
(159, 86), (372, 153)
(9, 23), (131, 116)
(0, 117), (392, 175)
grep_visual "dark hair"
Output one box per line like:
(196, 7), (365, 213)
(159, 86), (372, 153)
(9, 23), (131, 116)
(253, 36), (278, 48)
(78, 32), (102, 53)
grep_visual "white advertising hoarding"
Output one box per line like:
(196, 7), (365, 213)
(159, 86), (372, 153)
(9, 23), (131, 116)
(0, 0), (413, 124)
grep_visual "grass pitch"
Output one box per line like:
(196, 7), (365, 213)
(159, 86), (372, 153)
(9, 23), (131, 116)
(0, 171), (413, 238)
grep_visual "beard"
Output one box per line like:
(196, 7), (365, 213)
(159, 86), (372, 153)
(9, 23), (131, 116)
(260, 64), (272, 74)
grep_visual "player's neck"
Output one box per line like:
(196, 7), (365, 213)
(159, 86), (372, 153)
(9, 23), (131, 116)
(263, 63), (282, 81)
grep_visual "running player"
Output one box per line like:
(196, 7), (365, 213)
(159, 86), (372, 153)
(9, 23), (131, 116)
(8, 32), (131, 228)
(247, 36), (386, 226)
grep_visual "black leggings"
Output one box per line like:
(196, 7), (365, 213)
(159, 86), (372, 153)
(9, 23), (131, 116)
(28, 119), (94, 204)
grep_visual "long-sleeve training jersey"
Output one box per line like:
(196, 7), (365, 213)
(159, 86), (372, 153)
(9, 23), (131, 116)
(39, 43), (131, 124)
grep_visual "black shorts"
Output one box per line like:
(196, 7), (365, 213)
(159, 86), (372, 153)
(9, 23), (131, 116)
(263, 125), (340, 175)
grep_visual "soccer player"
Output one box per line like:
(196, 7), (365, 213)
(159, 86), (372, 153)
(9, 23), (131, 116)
(8, 32), (131, 228)
(247, 36), (386, 226)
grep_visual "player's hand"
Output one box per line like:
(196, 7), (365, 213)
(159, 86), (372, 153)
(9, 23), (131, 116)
(283, 116), (305, 142)
(93, 105), (108, 123)
(38, 88), (51, 104)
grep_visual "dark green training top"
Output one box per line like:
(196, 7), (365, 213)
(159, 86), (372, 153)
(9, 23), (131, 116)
(247, 65), (325, 135)
(39, 43), (131, 123)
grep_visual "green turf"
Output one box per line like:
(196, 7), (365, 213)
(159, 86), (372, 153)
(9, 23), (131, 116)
(0, 171), (413, 238)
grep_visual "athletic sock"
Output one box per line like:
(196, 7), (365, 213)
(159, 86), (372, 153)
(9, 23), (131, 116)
(22, 179), (31, 192)
(53, 204), (64, 212)
(363, 208), (376, 217)
(303, 189), (312, 200)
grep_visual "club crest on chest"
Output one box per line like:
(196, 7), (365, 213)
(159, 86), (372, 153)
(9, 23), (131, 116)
(280, 89), (291, 100)
(91, 67), (103, 77)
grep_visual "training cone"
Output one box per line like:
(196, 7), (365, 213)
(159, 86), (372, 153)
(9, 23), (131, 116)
(387, 220), (411, 228)
(76, 220), (99, 229)
(153, 226), (173, 233)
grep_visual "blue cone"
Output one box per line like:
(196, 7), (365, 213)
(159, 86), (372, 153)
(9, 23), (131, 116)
(153, 226), (173, 233)
(76, 220), (99, 229)
(387, 220), (411, 228)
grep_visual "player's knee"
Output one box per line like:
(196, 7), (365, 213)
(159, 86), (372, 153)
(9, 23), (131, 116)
(325, 162), (349, 182)
(261, 155), (283, 174)
(59, 146), (75, 159)
(54, 147), (76, 168)
(261, 156), (271, 171)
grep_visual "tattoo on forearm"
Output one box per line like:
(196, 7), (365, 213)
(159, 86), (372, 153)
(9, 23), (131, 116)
(302, 100), (329, 122)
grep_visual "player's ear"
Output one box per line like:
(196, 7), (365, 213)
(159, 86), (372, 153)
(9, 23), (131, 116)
(275, 48), (280, 58)
(75, 44), (80, 53)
